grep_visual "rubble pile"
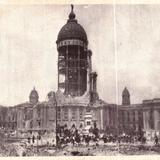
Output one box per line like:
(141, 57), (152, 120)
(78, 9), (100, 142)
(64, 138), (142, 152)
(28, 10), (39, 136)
(0, 143), (18, 156)
(2, 129), (160, 156)
(2, 141), (160, 156)
(55, 90), (90, 106)
(38, 143), (119, 156)
(119, 144), (160, 155)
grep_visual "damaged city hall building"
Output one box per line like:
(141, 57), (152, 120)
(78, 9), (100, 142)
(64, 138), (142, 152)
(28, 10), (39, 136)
(0, 5), (160, 138)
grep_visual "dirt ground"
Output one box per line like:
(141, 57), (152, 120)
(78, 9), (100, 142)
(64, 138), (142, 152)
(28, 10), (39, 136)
(2, 142), (160, 156)
(1, 137), (160, 156)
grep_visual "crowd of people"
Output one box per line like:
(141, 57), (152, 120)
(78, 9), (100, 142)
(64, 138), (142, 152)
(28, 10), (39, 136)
(27, 134), (41, 144)
(54, 125), (154, 147)
(25, 124), (160, 148)
(56, 132), (149, 147)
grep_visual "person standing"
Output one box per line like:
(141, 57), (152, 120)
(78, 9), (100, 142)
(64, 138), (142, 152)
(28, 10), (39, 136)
(154, 135), (158, 145)
(32, 135), (35, 144)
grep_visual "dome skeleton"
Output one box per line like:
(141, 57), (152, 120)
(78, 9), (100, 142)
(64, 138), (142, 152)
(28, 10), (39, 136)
(57, 4), (89, 96)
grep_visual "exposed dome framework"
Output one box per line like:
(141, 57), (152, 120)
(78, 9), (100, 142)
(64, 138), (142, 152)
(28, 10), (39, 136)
(56, 5), (89, 97)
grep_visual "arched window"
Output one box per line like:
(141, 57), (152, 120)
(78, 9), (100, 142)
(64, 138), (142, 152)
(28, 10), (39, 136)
(30, 120), (33, 129)
(79, 109), (83, 120)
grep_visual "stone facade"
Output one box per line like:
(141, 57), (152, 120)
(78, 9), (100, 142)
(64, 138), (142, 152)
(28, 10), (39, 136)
(118, 104), (144, 135)
(0, 5), (160, 139)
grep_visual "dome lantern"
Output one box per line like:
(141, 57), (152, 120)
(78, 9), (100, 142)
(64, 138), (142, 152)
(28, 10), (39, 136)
(68, 4), (76, 21)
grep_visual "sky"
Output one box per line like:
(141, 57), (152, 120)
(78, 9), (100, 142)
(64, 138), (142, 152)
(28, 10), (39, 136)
(0, 4), (160, 106)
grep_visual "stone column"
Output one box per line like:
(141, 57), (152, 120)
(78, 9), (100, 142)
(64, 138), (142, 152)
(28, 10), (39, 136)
(65, 45), (69, 94)
(87, 50), (92, 92)
(154, 109), (159, 131)
(143, 111), (147, 131)
(100, 108), (103, 130)
(93, 72), (97, 93)
(68, 107), (71, 128)
(78, 45), (80, 96)
(90, 73), (93, 92)
(144, 110), (151, 130)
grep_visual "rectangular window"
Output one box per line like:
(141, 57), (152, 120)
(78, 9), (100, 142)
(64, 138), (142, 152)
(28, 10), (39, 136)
(37, 120), (41, 127)
(87, 121), (91, 125)
(57, 108), (61, 120)
(64, 109), (68, 120)
(29, 110), (33, 119)
(133, 111), (135, 122)
(128, 111), (130, 122)
(149, 110), (154, 129)
(122, 111), (124, 123)
(79, 109), (83, 120)
(72, 109), (76, 121)
(119, 110), (122, 122)
(37, 108), (41, 118)
(86, 108), (91, 113)
(109, 109), (111, 124)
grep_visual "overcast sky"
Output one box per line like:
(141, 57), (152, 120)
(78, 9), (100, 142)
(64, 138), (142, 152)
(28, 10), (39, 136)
(0, 4), (160, 106)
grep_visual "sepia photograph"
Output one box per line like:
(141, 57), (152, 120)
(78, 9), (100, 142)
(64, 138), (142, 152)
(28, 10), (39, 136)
(0, 2), (160, 156)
